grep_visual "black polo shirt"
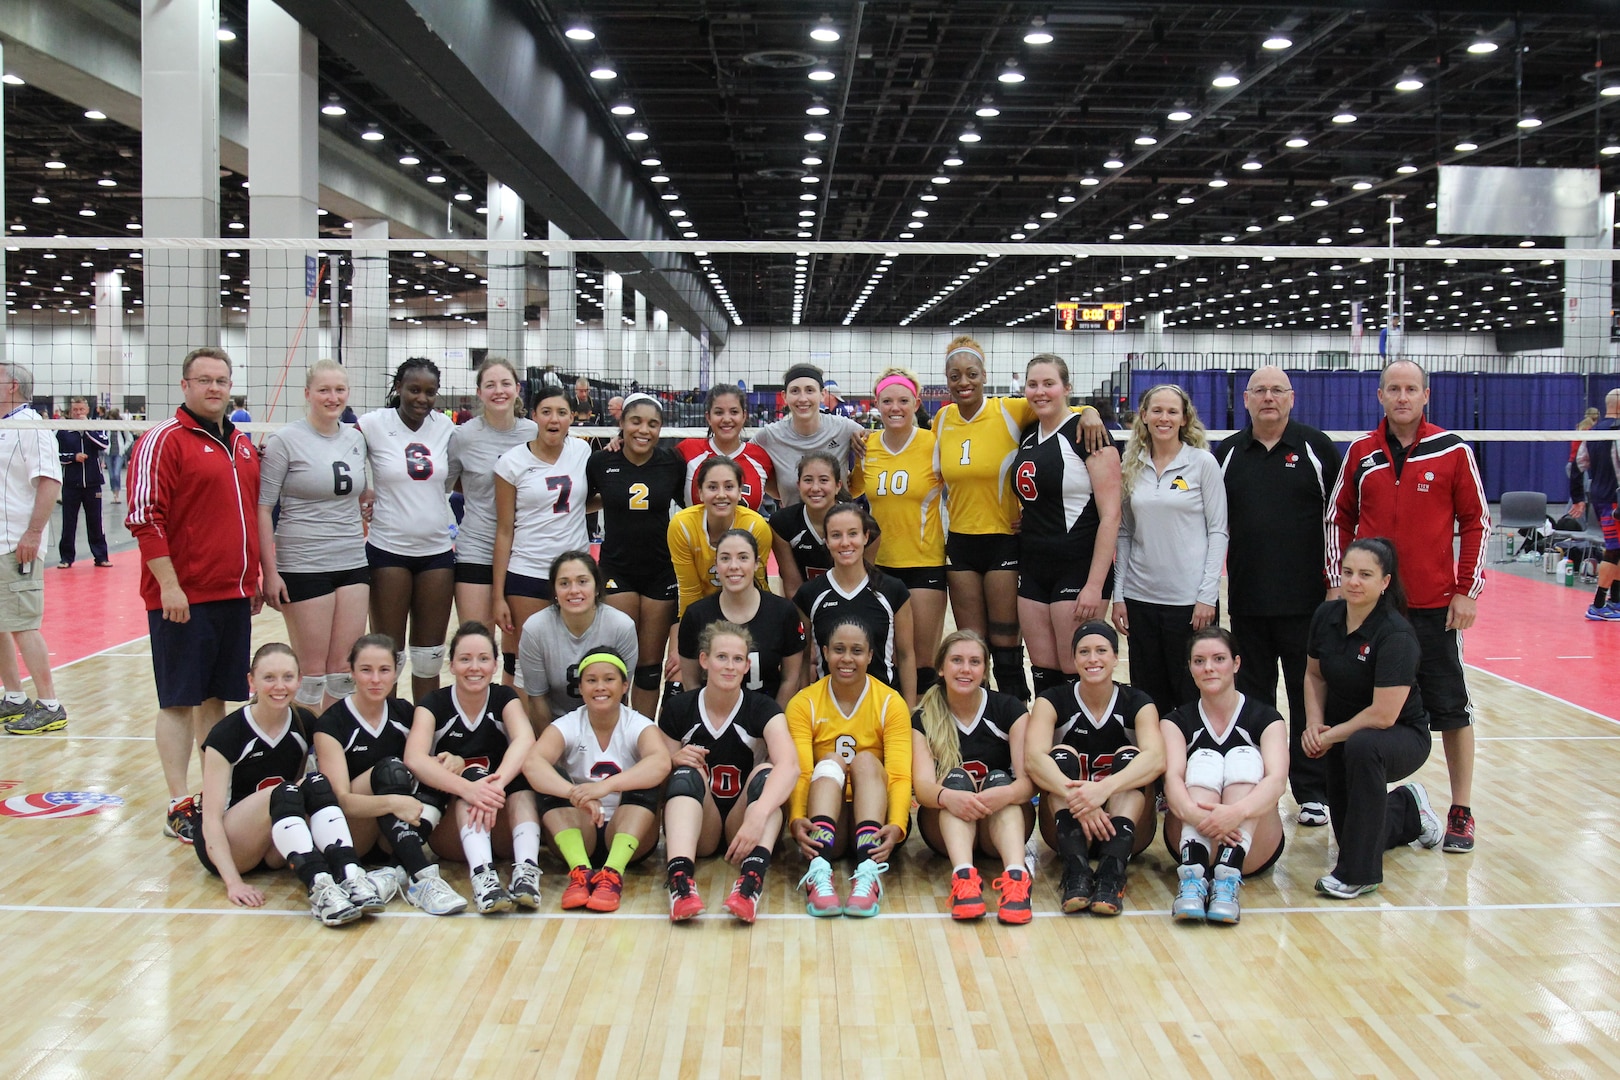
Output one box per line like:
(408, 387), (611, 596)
(1306, 600), (1428, 731)
(1215, 420), (1342, 617)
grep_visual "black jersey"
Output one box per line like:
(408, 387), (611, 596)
(910, 688), (1025, 782)
(202, 704), (314, 808)
(315, 697), (416, 778)
(587, 445), (685, 569)
(658, 687), (782, 805)
(1039, 681), (1156, 781)
(677, 590), (807, 700)
(795, 570), (911, 690)
(1012, 412), (1113, 564)
(768, 503), (833, 581)
(418, 684), (522, 773)
(1164, 693), (1284, 760)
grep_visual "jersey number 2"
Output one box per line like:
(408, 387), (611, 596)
(404, 443), (433, 481)
(628, 482), (649, 510)
(1014, 460), (1038, 501)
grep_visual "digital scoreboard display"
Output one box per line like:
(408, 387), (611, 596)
(1055, 301), (1127, 332)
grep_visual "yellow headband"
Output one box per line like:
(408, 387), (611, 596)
(577, 652), (628, 677)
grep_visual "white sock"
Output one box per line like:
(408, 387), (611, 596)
(4, 691), (27, 704)
(271, 816), (316, 861)
(459, 822), (493, 871)
(38, 698), (59, 709)
(511, 821), (541, 866)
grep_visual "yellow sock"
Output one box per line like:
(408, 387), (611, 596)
(554, 828), (590, 869)
(605, 831), (640, 873)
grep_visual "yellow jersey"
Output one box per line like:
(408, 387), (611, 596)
(863, 429), (944, 568)
(932, 396), (1036, 536)
(667, 503), (774, 615)
(786, 674), (913, 830)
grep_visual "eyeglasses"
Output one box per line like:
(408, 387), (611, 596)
(1247, 386), (1293, 397)
(184, 376), (233, 388)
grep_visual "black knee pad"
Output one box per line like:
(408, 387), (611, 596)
(503, 652), (518, 676)
(915, 667), (938, 696)
(414, 785), (450, 814)
(370, 757), (416, 797)
(634, 663), (663, 692)
(665, 764), (707, 803)
(461, 763), (491, 785)
(982, 769), (1014, 790)
(618, 786), (660, 812)
(941, 767), (978, 793)
(1111, 746), (1141, 775)
(268, 782), (305, 824)
(745, 766), (772, 804)
(1030, 666), (1066, 696)
(300, 771), (338, 813)
(1050, 745), (1082, 781)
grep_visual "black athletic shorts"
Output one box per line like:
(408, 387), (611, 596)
(945, 532), (1019, 575)
(601, 558), (680, 603)
(366, 543), (454, 574)
(279, 565), (370, 604)
(503, 570), (554, 602)
(1018, 557), (1113, 605)
(879, 564), (948, 592)
(192, 799), (270, 878)
(149, 598), (251, 709)
(1406, 606), (1475, 732)
(454, 560), (495, 586)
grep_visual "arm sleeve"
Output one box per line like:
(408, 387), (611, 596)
(1371, 627), (1421, 688)
(34, 430), (62, 483)
(124, 428), (172, 559)
(881, 691), (915, 832)
(786, 690), (815, 821)
(258, 433), (290, 506)
(668, 515), (701, 616)
(86, 429), (109, 453)
(1196, 453), (1228, 606)
(517, 620), (549, 698)
(1452, 443), (1490, 599)
(1325, 439), (1362, 587)
(57, 433), (75, 467)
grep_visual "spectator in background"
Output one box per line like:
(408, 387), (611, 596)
(55, 397), (111, 569)
(607, 396), (625, 425)
(0, 362), (68, 735)
(229, 397), (251, 424)
(104, 409), (129, 504)
(572, 377), (601, 426)
(1576, 389), (1620, 620)
(1215, 367), (1340, 828)
(1569, 406), (1601, 517)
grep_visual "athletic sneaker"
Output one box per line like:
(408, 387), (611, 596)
(586, 867), (624, 912)
(509, 861), (542, 909)
(560, 866), (595, 910)
(1089, 857), (1127, 916)
(367, 866), (408, 906)
(1585, 604), (1620, 621)
(1206, 866), (1243, 924)
(343, 869), (386, 913)
(1406, 783), (1443, 848)
(1603, 602), (1620, 621)
(309, 872), (363, 927)
(4, 701), (67, 734)
(471, 865), (515, 914)
(668, 869), (704, 921)
(948, 867), (986, 920)
(0, 697), (30, 725)
(1172, 865), (1208, 921)
(843, 859), (889, 917)
(723, 871), (762, 924)
(1297, 801), (1329, 827)
(406, 866), (468, 916)
(1443, 807), (1476, 853)
(1059, 857), (1094, 914)
(1315, 873), (1379, 900)
(164, 796), (198, 844)
(798, 856), (841, 917)
(993, 869), (1033, 925)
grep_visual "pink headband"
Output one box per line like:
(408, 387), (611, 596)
(873, 374), (918, 398)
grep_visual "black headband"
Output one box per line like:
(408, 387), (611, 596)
(1072, 619), (1119, 653)
(782, 364), (824, 389)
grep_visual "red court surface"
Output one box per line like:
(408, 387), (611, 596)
(1466, 565), (1620, 724)
(29, 556), (149, 671)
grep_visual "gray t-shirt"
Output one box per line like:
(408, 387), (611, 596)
(750, 412), (867, 507)
(447, 415), (538, 565)
(517, 604), (639, 718)
(258, 419), (368, 573)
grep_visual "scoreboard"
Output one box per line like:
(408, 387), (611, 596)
(1055, 301), (1127, 332)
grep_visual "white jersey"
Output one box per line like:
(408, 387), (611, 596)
(547, 705), (656, 821)
(357, 408), (455, 557)
(493, 437), (591, 578)
(447, 415), (538, 565)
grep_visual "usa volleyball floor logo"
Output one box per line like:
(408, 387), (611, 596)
(0, 791), (125, 819)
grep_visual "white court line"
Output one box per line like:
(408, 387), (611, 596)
(1483, 656), (1522, 661)
(1466, 663), (1620, 730)
(54, 635), (150, 672)
(1472, 735), (1620, 741)
(1556, 655), (1594, 660)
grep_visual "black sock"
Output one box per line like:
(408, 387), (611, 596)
(1180, 840), (1211, 870)
(323, 842), (362, 881)
(1216, 843), (1247, 870)
(667, 855), (695, 885)
(1030, 666), (1065, 697)
(915, 667), (938, 696)
(380, 820), (432, 877)
(1596, 586), (1608, 608)
(991, 646), (1029, 701)
(854, 820), (882, 858)
(1099, 816), (1135, 862)
(286, 850), (330, 891)
(808, 815), (838, 858)
(1054, 810), (1088, 865)
(1610, 582), (1620, 605)
(740, 845), (772, 882)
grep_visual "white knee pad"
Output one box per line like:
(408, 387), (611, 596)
(407, 645), (447, 677)
(295, 675), (327, 708)
(1184, 748), (1227, 793)
(325, 672), (356, 699)
(1224, 745), (1264, 787)
(811, 759), (847, 786)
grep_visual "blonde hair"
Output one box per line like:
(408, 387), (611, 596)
(305, 358), (349, 389)
(914, 630), (991, 774)
(1122, 384), (1207, 496)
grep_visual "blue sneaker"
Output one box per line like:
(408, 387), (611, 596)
(1601, 603), (1620, 621)
(1206, 866), (1243, 924)
(1172, 865), (1208, 921)
(1586, 605), (1612, 621)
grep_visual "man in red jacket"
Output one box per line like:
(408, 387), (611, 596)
(1326, 360), (1489, 853)
(126, 347), (262, 843)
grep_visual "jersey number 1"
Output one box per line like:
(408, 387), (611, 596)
(958, 440), (972, 466)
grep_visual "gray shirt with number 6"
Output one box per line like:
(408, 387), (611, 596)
(258, 419), (368, 574)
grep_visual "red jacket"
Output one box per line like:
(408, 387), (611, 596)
(1326, 418), (1489, 610)
(126, 408), (261, 611)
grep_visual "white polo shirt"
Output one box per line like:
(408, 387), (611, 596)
(0, 405), (61, 552)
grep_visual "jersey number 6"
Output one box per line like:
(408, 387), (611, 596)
(1014, 460), (1038, 501)
(834, 733), (857, 763)
(332, 460), (354, 496)
(404, 442), (434, 481)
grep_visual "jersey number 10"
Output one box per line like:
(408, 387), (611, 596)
(873, 470), (910, 496)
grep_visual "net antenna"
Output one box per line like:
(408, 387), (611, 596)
(263, 257), (329, 424)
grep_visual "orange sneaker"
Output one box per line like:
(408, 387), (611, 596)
(949, 867), (986, 920)
(586, 867), (624, 912)
(560, 866), (594, 910)
(994, 868), (1033, 925)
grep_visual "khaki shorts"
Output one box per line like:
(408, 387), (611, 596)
(0, 549), (44, 632)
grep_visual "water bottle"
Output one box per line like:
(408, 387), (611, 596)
(1559, 557), (1573, 587)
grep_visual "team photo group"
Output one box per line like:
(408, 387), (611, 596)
(124, 337), (1490, 928)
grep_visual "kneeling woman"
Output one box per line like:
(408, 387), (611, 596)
(911, 630), (1035, 924)
(658, 622), (799, 923)
(1162, 627), (1288, 924)
(197, 643), (386, 926)
(523, 651), (671, 913)
(1026, 621), (1165, 917)
(785, 620), (913, 918)
(404, 622), (541, 915)
(313, 633), (468, 916)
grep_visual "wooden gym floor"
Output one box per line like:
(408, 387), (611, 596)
(3, 598), (1620, 1078)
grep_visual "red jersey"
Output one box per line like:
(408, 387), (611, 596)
(677, 437), (774, 510)
(1326, 418), (1489, 610)
(126, 408), (261, 610)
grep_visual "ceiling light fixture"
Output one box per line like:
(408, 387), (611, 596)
(1241, 155), (1263, 171)
(360, 124), (384, 141)
(625, 125), (649, 141)
(1079, 171), (1100, 186)
(1517, 114), (1541, 128)
(1024, 17), (1053, 45)
(943, 151), (964, 167)
(802, 154), (823, 166)
(803, 127), (826, 142)
(1394, 68), (1425, 92)
(1167, 103), (1193, 122)
(398, 150), (420, 165)
(216, 27), (236, 42)
(1332, 107), (1358, 124)
(84, 109), (107, 121)
(589, 64), (617, 80)
(1396, 160), (1418, 174)
(959, 123), (981, 144)
(1211, 63), (1241, 89)
(1104, 154), (1125, 169)
(1285, 133), (1310, 148)
(43, 158), (66, 170)
(1263, 34), (1293, 50)
(1134, 129), (1158, 146)
(975, 95), (1000, 118)
(321, 95), (347, 116)
(1207, 171), (1229, 188)
(1454, 139), (1478, 152)
(610, 101), (636, 116)
(1466, 38), (1498, 55)
(811, 15), (841, 43)
(808, 68), (836, 82)
(998, 60), (1025, 84)
(1, 74), (24, 86)
(806, 98), (830, 117)
(564, 24), (596, 42)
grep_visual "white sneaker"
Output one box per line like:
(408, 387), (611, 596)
(367, 866), (408, 905)
(1406, 783), (1443, 849)
(309, 872), (363, 926)
(343, 869), (386, 913)
(471, 865), (515, 914)
(1297, 801), (1329, 827)
(509, 861), (542, 909)
(406, 865), (468, 916)
(1315, 873), (1379, 900)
